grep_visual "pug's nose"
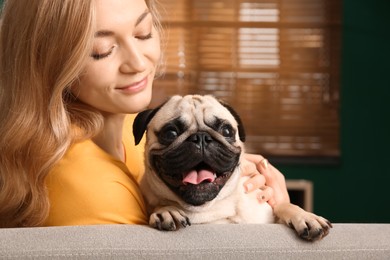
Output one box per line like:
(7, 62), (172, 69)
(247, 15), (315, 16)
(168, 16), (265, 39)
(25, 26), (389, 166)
(188, 132), (213, 149)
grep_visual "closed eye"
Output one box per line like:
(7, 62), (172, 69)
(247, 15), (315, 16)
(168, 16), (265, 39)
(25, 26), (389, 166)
(91, 46), (115, 60)
(136, 32), (153, 41)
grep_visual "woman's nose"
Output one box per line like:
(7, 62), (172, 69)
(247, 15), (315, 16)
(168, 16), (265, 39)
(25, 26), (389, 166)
(119, 40), (147, 73)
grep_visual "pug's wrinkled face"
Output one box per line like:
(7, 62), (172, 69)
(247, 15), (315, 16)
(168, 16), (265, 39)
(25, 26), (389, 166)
(135, 95), (245, 206)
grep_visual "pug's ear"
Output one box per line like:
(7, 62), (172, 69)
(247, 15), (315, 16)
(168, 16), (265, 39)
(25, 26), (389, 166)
(133, 107), (161, 145)
(219, 100), (246, 143)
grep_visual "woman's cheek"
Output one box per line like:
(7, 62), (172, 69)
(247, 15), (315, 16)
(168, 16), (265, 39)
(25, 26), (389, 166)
(146, 32), (161, 66)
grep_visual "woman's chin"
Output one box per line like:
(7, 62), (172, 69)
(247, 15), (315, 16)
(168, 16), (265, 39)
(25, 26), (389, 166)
(124, 93), (153, 114)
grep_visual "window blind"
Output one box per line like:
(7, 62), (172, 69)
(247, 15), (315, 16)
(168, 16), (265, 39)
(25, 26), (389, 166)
(151, 0), (341, 161)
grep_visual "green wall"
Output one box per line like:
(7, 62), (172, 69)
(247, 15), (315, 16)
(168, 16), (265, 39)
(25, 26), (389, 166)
(278, 0), (390, 223)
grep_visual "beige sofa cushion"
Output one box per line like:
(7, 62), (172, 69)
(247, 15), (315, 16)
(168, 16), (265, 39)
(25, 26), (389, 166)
(1, 224), (389, 259)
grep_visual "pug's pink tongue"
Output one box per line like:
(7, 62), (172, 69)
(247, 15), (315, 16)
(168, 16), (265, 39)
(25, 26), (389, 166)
(182, 170), (216, 185)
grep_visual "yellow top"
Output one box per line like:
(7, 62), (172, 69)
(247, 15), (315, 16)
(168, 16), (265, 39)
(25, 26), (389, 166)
(44, 115), (147, 226)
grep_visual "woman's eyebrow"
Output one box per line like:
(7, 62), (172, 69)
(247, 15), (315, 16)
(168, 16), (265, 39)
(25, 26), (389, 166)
(94, 9), (151, 38)
(135, 9), (151, 27)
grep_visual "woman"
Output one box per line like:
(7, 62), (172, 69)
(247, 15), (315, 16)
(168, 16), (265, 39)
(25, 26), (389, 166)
(0, 0), (289, 228)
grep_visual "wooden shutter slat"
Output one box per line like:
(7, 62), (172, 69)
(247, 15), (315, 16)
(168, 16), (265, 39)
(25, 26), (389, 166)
(153, 0), (341, 158)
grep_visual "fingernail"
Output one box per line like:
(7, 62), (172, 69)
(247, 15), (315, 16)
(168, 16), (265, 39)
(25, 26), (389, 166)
(245, 183), (253, 192)
(262, 159), (268, 169)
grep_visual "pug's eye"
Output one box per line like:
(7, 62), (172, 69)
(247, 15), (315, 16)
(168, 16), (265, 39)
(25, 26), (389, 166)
(164, 129), (178, 140)
(221, 124), (235, 138)
(158, 125), (180, 145)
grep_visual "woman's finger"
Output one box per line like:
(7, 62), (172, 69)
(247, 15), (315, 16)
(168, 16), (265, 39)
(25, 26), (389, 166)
(256, 186), (274, 204)
(257, 161), (290, 205)
(240, 158), (258, 177)
(245, 153), (290, 205)
(243, 172), (266, 193)
(240, 156), (268, 193)
(244, 153), (265, 166)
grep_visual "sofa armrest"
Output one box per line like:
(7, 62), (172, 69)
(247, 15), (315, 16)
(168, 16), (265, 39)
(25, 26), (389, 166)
(1, 224), (389, 259)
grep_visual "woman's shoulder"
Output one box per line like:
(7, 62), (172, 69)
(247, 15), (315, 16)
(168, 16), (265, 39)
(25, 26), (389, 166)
(45, 139), (147, 226)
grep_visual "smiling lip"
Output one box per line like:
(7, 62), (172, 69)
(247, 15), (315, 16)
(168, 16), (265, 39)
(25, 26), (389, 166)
(116, 76), (148, 94)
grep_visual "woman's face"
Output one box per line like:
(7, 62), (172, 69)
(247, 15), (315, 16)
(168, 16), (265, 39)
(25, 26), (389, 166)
(72, 0), (161, 114)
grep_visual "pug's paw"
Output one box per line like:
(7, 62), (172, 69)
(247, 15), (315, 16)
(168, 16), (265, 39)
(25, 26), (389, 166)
(275, 203), (332, 241)
(287, 211), (332, 241)
(149, 206), (191, 231)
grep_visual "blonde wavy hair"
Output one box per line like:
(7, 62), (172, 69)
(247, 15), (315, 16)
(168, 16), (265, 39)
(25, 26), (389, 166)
(0, 0), (163, 227)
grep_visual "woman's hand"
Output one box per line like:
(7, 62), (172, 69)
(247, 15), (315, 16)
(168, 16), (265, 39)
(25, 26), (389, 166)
(241, 153), (290, 207)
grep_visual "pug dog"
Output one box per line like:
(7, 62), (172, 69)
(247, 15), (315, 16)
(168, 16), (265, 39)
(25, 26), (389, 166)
(133, 95), (332, 241)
